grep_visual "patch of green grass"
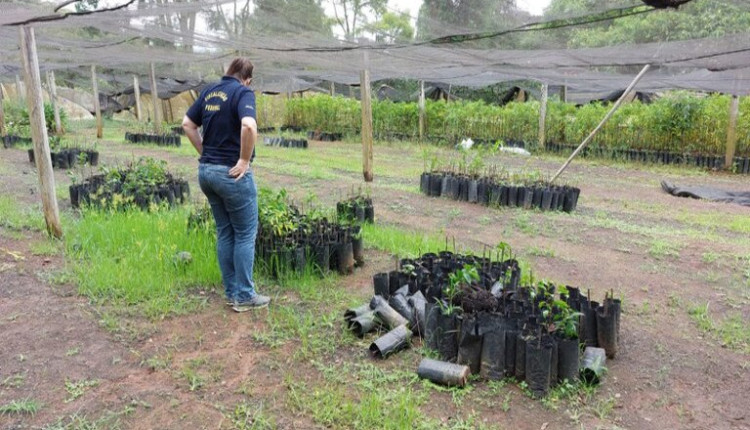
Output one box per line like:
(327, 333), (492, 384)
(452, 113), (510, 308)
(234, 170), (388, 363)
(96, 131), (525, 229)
(64, 206), (219, 318)
(526, 245), (556, 258)
(1, 372), (26, 389)
(513, 212), (539, 236)
(64, 378), (99, 403)
(688, 303), (750, 353)
(229, 401), (276, 430)
(362, 222), (449, 258)
(648, 239), (681, 260)
(254, 304), (344, 360)
(702, 251), (720, 264)
(30, 238), (63, 256)
(65, 346), (80, 356)
(0, 398), (41, 415)
(0, 195), (44, 231)
(678, 211), (750, 235)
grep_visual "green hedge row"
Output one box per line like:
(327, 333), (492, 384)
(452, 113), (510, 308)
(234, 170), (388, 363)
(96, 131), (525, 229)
(257, 92), (749, 156)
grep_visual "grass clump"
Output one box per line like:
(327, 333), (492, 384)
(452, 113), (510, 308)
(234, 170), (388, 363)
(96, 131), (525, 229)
(65, 206), (220, 318)
(0, 398), (41, 415)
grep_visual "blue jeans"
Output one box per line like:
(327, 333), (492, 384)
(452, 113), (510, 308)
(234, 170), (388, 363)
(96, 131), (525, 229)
(198, 163), (258, 302)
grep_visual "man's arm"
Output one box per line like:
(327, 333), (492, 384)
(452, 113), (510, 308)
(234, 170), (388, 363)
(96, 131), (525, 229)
(182, 115), (203, 155)
(228, 116), (257, 180)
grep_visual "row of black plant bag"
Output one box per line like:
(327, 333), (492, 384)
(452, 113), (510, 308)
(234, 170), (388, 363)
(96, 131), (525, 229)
(546, 142), (750, 174)
(255, 208), (365, 280)
(336, 197), (375, 224)
(263, 136), (308, 149)
(124, 132), (181, 147)
(307, 131), (343, 142)
(69, 171), (189, 209)
(420, 172), (581, 213)
(28, 148), (99, 169)
(2, 135), (32, 148)
(344, 251), (621, 396)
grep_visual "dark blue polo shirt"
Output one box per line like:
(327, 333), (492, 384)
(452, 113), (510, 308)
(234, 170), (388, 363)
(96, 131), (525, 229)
(186, 76), (256, 166)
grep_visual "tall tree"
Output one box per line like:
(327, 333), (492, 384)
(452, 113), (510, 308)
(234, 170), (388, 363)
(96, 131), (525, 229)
(362, 10), (414, 43)
(207, 0), (330, 38)
(329, 0), (388, 40)
(416, 0), (521, 46)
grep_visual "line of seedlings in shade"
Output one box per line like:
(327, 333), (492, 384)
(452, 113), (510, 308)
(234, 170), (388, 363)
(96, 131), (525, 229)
(344, 250), (621, 397)
(2, 134), (32, 148)
(28, 147), (99, 169)
(336, 194), (375, 224)
(307, 130), (343, 141)
(263, 136), (308, 149)
(170, 126), (185, 135)
(545, 142), (750, 174)
(420, 171), (581, 213)
(124, 132), (181, 147)
(68, 157), (189, 210)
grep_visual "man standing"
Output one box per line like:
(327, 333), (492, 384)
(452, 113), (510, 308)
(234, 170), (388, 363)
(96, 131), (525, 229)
(182, 58), (270, 312)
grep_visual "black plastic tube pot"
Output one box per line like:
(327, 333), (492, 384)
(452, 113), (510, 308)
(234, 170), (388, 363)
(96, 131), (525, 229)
(388, 270), (401, 295)
(370, 324), (412, 358)
(408, 291), (427, 337)
(557, 337), (580, 383)
(374, 301), (409, 330)
(582, 300), (598, 347)
(504, 328), (519, 377)
(424, 301), (439, 350)
(337, 241), (354, 275)
(596, 304), (618, 359)
(457, 315), (482, 374)
(580, 346), (606, 384)
(541, 189), (553, 211)
(525, 337), (553, 398)
(349, 311), (380, 338)
(436, 308), (459, 362)
(417, 358), (470, 388)
(344, 303), (371, 322)
(468, 180), (479, 203)
(373, 272), (390, 298)
(515, 334), (527, 381)
(389, 294), (415, 327)
(352, 236), (364, 267)
(479, 314), (506, 380)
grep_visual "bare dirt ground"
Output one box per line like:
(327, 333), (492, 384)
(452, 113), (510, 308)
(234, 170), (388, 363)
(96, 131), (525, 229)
(1, 135), (749, 430)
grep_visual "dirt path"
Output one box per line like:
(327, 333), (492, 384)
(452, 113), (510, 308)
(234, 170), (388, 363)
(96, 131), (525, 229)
(1, 138), (749, 429)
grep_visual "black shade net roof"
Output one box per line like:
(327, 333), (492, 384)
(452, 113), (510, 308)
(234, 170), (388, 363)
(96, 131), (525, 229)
(0, 0), (748, 100)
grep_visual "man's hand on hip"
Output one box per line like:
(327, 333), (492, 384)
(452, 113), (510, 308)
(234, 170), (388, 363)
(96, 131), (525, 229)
(229, 159), (251, 181)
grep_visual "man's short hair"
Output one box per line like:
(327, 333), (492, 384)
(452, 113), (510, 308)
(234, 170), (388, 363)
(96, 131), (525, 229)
(226, 58), (254, 81)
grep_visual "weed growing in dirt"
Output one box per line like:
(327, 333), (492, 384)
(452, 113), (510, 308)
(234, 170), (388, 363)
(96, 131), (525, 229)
(648, 239), (681, 260)
(0, 196), (44, 232)
(64, 378), (99, 403)
(689, 303), (750, 353)
(254, 304), (344, 361)
(229, 401), (276, 430)
(30, 238), (63, 256)
(526, 245), (556, 258)
(0, 398), (41, 415)
(1, 373), (25, 389)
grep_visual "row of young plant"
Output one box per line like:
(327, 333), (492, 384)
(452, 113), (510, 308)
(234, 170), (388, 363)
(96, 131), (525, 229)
(68, 157), (189, 209)
(263, 136), (309, 149)
(263, 92), (750, 156)
(345, 248), (620, 398)
(26, 136), (99, 169)
(421, 147), (580, 212)
(2, 134), (32, 148)
(124, 132), (181, 147)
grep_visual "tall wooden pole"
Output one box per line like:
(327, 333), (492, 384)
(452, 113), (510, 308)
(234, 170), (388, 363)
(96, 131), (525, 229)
(19, 26), (62, 238)
(133, 75), (143, 121)
(91, 65), (102, 139)
(538, 83), (548, 149)
(550, 65), (650, 184)
(46, 70), (62, 135)
(15, 74), (24, 103)
(150, 62), (162, 133)
(561, 85), (568, 103)
(0, 83), (5, 136)
(725, 95), (740, 169)
(418, 80), (426, 141)
(330, 81), (335, 96)
(360, 69), (373, 182)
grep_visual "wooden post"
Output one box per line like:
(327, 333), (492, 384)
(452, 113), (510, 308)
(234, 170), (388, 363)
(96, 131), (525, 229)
(538, 83), (548, 149)
(19, 26), (62, 238)
(550, 65), (650, 184)
(46, 70), (62, 135)
(561, 85), (568, 103)
(360, 69), (373, 182)
(133, 75), (143, 121)
(15, 74), (24, 103)
(349, 85), (354, 99)
(330, 81), (335, 96)
(0, 83), (5, 136)
(418, 80), (425, 141)
(725, 95), (740, 169)
(91, 65), (102, 139)
(150, 62), (162, 133)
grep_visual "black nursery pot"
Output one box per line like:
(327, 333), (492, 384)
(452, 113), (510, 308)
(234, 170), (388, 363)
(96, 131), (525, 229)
(507, 186), (518, 208)
(429, 174), (443, 197)
(364, 203), (374, 223)
(532, 187), (543, 208)
(69, 184), (80, 208)
(352, 236), (364, 267)
(28, 148), (35, 163)
(541, 189), (553, 211)
(525, 337), (553, 398)
(421, 172), (431, 195)
(337, 242), (354, 275)
(314, 244), (330, 275)
(557, 337), (580, 383)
